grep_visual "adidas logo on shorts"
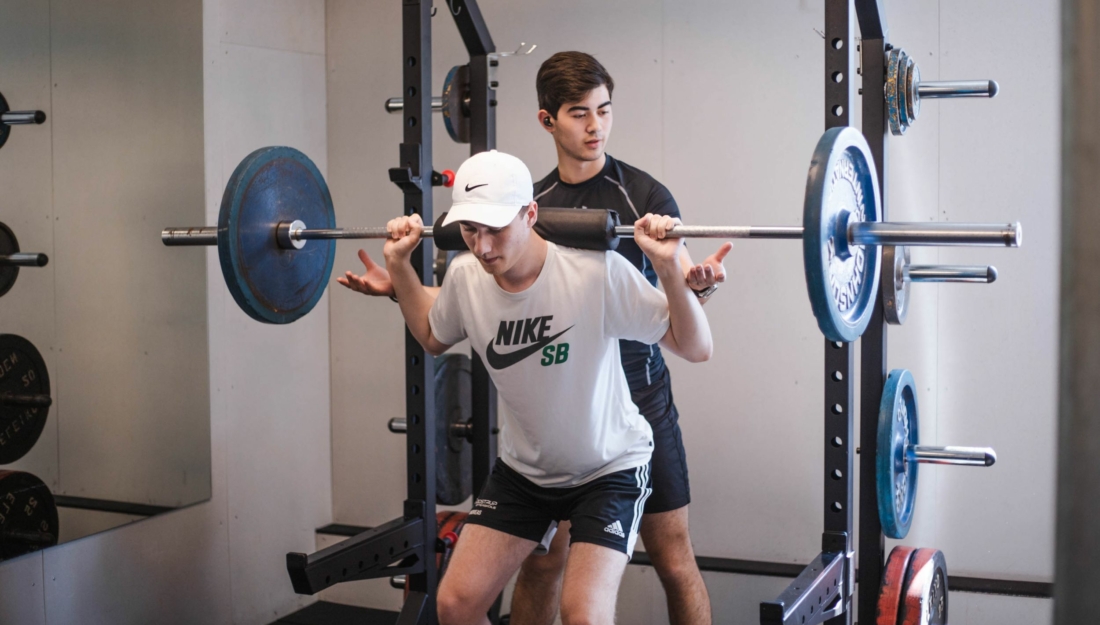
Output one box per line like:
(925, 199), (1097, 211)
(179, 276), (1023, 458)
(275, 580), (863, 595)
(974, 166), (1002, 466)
(603, 520), (625, 538)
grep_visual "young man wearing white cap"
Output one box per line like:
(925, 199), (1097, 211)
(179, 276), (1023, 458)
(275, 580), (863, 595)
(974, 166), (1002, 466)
(372, 149), (712, 625)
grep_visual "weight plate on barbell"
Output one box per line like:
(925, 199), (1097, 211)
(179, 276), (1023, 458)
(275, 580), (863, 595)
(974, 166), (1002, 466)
(217, 147), (335, 324)
(887, 48), (906, 136)
(0, 470), (58, 561)
(899, 548), (948, 625)
(803, 126), (882, 343)
(906, 56), (922, 127)
(877, 545), (917, 625)
(878, 368), (919, 539)
(435, 353), (472, 506)
(441, 65), (470, 144)
(882, 245), (911, 325)
(0, 93), (11, 151)
(0, 223), (22, 298)
(0, 334), (51, 465)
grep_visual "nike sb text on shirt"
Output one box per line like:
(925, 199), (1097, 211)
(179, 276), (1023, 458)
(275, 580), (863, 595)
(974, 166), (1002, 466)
(428, 243), (670, 487)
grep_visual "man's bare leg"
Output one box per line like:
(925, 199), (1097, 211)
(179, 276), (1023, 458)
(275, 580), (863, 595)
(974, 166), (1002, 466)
(558, 542), (629, 625)
(510, 521), (571, 625)
(640, 506), (711, 625)
(437, 525), (538, 625)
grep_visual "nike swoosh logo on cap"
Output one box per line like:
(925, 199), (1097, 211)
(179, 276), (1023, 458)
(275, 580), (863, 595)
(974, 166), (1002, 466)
(485, 326), (573, 370)
(465, 183), (488, 192)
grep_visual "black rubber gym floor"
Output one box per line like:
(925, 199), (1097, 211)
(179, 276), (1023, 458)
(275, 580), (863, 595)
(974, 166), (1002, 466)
(271, 601), (397, 625)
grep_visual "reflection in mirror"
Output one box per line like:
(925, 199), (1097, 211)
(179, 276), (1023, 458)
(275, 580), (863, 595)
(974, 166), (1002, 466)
(0, 0), (208, 556)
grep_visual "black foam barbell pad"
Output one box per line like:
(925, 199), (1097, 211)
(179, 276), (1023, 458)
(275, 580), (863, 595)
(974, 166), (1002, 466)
(432, 208), (622, 252)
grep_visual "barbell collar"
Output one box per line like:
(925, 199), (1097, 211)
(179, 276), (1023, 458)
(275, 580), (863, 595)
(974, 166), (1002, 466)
(916, 80), (999, 99)
(384, 97), (444, 114)
(0, 253), (48, 268)
(909, 445), (997, 467)
(388, 417), (407, 434)
(0, 392), (52, 408)
(907, 264), (997, 284)
(1, 110), (46, 125)
(848, 221), (1021, 248)
(162, 227), (217, 246)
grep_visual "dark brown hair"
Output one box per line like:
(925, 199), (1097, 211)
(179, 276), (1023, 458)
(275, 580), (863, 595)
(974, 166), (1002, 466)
(536, 51), (615, 119)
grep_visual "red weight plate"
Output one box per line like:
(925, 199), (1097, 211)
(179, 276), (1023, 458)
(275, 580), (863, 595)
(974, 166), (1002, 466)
(405, 511), (469, 598)
(877, 545), (917, 625)
(899, 548), (948, 625)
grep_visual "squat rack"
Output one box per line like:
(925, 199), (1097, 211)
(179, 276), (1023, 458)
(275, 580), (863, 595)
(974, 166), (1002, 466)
(285, 3), (500, 624)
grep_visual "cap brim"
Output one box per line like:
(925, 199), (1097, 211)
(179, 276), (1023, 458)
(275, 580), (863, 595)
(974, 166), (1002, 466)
(441, 203), (521, 228)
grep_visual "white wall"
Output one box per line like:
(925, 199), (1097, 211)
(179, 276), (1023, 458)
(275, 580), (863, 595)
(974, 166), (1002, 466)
(0, 1), (333, 624)
(326, 0), (1058, 623)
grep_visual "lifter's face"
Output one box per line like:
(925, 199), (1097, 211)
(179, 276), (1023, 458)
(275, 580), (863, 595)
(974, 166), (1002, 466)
(460, 204), (538, 277)
(539, 85), (613, 163)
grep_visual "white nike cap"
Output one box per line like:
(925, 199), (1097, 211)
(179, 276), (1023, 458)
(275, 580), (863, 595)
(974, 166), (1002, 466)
(442, 150), (534, 228)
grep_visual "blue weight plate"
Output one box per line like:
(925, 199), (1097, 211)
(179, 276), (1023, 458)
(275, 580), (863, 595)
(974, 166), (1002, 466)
(803, 127), (882, 342)
(217, 147), (335, 324)
(886, 49), (905, 136)
(877, 369), (919, 539)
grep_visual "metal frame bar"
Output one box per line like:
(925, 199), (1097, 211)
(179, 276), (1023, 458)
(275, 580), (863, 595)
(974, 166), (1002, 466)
(286, 515), (426, 594)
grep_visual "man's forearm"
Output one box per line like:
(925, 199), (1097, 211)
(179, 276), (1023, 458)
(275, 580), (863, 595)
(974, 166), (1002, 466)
(655, 260), (713, 362)
(389, 261), (441, 352)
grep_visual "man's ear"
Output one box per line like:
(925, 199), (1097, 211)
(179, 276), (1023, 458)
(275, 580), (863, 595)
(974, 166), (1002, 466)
(526, 201), (539, 227)
(537, 111), (554, 132)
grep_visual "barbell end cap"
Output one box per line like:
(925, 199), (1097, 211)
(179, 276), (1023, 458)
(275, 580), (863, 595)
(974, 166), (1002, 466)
(986, 266), (998, 283)
(34, 111), (46, 124)
(33, 253), (48, 267)
(1011, 222), (1023, 247)
(988, 80), (1000, 98)
(984, 449), (998, 466)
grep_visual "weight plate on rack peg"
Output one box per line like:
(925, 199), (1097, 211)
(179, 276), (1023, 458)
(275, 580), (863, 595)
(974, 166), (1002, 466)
(0, 92), (11, 150)
(886, 49), (907, 136)
(877, 545), (917, 625)
(0, 334), (52, 465)
(899, 548), (949, 625)
(877, 369), (919, 539)
(803, 126), (882, 343)
(435, 353), (472, 506)
(217, 147), (336, 324)
(882, 245), (911, 324)
(905, 55), (922, 127)
(0, 223), (22, 297)
(0, 470), (58, 560)
(441, 65), (471, 144)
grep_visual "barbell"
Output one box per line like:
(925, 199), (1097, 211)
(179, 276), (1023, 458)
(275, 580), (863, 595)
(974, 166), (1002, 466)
(0, 91), (47, 151)
(885, 47), (998, 136)
(877, 369), (996, 539)
(160, 126), (1022, 340)
(0, 223), (50, 298)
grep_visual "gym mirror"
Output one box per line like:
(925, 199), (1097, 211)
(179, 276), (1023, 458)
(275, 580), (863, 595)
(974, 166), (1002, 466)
(0, 0), (208, 556)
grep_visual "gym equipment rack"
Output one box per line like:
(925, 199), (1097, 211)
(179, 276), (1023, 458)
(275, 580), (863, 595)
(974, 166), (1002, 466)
(284, 3), (501, 624)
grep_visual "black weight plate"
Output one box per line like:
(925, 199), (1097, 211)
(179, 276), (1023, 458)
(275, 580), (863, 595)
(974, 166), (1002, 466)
(217, 147), (335, 324)
(900, 548), (948, 625)
(0, 222), (20, 298)
(0, 335), (51, 465)
(882, 245), (911, 325)
(441, 65), (470, 144)
(0, 92), (10, 150)
(0, 470), (58, 560)
(435, 353), (472, 506)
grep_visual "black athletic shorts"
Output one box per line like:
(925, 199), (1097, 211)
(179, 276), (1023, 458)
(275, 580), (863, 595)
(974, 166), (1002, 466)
(465, 459), (653, 558)
(630, 368), (691, 514)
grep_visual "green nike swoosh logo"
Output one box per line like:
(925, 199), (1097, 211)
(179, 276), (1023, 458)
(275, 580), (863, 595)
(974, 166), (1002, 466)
(485, 326), (573, 370)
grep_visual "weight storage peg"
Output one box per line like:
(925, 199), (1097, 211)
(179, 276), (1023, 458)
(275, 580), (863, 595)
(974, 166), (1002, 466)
(877, 369), (997, 539)
(886, 48), (998, 136)
(160, 128), (1023, 340)
(0, 222), (49, 298)
(0, 91), (46, 151)
(881, 245), (998, 325)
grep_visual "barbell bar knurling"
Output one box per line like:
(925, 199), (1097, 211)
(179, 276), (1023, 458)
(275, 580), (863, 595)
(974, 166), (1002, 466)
(907, 265), (997, 284)
(916, 80), (999, 99)
(0, 111), (46, 125)
(909, 445), (997, 467)
(0, 253), (49, 268)
(161, 219), (1023, 249)
(384, 97), (444, 114)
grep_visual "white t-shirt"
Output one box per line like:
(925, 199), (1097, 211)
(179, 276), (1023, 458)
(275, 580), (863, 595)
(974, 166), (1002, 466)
(428, 242), (671, 487)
